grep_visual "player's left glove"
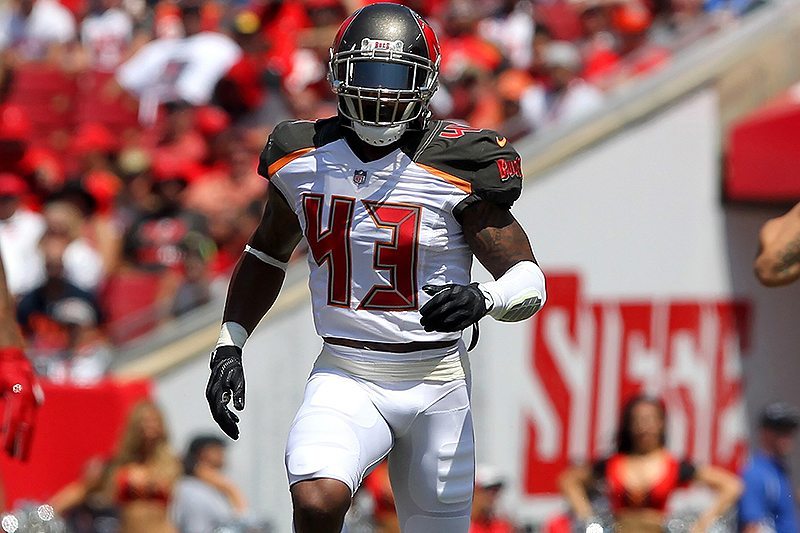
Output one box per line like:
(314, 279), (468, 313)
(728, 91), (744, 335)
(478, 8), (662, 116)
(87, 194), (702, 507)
(0, 348), (43, 461)
(206, 346), (245, 440)
(419, 283), (488, 332)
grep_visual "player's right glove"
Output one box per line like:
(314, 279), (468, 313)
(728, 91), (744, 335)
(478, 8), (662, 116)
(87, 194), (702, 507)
(206, 345), (245, 440)
(0, 348), (43, 461)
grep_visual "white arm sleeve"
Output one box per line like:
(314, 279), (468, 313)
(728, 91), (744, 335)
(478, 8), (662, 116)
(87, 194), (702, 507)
(478, 261), (546, 322)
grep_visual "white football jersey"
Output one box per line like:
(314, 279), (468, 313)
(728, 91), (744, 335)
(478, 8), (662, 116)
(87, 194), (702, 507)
(261, 118), (523, 348)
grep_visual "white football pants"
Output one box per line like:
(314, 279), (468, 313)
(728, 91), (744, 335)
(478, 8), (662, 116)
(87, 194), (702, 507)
(285, 345), (474, 533)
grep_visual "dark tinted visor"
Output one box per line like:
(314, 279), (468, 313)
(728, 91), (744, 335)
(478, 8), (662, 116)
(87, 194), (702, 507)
(351, 61), (415, 90)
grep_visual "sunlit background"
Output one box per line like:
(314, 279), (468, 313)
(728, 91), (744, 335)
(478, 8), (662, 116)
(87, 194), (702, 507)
(1, 0), (799, 531)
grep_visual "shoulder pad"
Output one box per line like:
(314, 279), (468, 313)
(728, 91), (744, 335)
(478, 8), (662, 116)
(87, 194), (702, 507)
(257, 117), (343, 179)
(415, 121), (523, 210)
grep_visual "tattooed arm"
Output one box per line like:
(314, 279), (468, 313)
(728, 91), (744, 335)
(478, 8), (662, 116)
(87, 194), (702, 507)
(418, 200), (544, 333)
(461, 200), (537, 277)
(755, 203), (800, 287)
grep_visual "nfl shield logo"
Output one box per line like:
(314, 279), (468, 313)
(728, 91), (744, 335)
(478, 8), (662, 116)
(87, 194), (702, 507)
(353, 169), (368, 186)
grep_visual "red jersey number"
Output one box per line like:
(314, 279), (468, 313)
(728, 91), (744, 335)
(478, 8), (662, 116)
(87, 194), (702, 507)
(302, 195), (421, 311)
(302, 194), (353, 307)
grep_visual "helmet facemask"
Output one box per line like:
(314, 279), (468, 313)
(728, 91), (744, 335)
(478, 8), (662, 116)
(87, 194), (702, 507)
(330, 38), (439, 144)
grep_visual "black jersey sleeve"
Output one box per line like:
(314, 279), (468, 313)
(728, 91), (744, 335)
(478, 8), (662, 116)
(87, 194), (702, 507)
(257, 117), (342, 180)
(414, 122), (524, 221)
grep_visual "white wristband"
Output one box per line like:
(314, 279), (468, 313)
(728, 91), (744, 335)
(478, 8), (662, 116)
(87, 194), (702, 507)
(478, 261), (546, 322)
(216, 321), (249, 349)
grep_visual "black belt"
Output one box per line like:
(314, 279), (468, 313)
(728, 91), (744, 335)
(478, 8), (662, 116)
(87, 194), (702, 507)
(323, 337), (459, 353)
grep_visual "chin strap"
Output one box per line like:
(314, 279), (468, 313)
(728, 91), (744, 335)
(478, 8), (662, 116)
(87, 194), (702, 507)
(352, 122), (408, 146)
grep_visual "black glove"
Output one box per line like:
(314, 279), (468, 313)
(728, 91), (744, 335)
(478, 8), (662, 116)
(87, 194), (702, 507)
(419, 283), (488, 333)
(206, 345), (245, 440)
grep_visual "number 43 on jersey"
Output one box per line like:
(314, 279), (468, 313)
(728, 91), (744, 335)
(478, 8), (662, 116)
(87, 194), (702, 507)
(302, 194), (422, 312)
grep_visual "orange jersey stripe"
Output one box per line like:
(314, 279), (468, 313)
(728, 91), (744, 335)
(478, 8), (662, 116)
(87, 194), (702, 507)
(267, 147), (315, 177)
(416, 163), (472, 194)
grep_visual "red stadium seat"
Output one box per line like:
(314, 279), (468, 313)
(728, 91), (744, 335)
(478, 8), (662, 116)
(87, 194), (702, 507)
(99, 270), (161, 344)
(6, 64), (77, 152)
(74, 70), (141, 139)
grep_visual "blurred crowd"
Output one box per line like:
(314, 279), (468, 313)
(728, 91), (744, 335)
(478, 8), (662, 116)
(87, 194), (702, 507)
(0, 0), (766, 382)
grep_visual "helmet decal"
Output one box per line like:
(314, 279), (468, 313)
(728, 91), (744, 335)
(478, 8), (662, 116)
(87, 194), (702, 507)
(360, 38), (405, 53)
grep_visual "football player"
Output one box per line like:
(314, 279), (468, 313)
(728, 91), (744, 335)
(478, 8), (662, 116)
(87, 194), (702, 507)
(755, 201), (800, 286)
(206, 4), (547, 532)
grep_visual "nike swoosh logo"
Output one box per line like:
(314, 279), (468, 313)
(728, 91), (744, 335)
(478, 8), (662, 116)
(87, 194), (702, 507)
(496, 136), (507, 147)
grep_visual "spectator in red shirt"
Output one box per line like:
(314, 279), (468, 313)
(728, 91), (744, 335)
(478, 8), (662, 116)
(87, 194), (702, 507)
(185, 131), (266, 223)
(214, 12), (267, 121)
(69, 121), (119, 177)
(533, 0), (584, 41)
(0, 104), (32, 178)
(439, 1), (503, 82)
(577, 1), (622, 86)
(0, 104), (64, 207)
(153, 103), (208, 169)
(612, 2), (671, 79)
(258, 0), (312, 78)
(470, 465), (515, 533)
(122, 155), (206, 274)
